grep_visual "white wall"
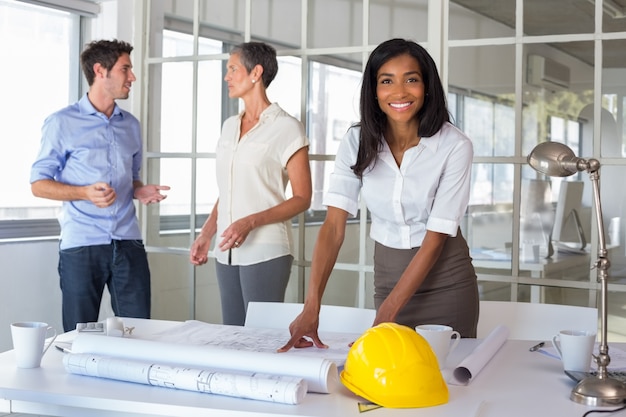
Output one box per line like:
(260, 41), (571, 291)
(0, 241), (62, 352)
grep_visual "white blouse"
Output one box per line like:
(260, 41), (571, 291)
(323, 122), (473, 249)
(215, 103), (309, 265)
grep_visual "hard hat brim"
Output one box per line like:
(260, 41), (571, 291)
(340, 369), (448, 408)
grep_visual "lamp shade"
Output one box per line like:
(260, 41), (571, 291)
(527, 141), (582, 177)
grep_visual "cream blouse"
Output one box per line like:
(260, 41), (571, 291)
(215, 103), (309, 265)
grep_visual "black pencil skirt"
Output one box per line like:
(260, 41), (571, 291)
(373, 232), (479, 338)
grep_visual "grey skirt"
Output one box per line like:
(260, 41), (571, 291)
(373, 231), (479, 337)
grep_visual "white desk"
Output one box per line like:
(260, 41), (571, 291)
(1, 318), (625, 417)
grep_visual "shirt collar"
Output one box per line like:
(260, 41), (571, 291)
(419, 130), (440, 154)
(79, 93), (124, 118)
(380, 128), (441, 155)
(419, 122), (452, 153)
(237, 102), (281, 123)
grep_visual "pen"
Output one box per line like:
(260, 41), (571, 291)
(55, 345), (72, 354)
(529, 341), (545, 352)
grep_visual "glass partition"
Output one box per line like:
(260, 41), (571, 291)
(449, 0), (515, 40)
(524, 0), (594, 35)
(135, 0), (626, 335)
(369, 0), (428, 45)
(307, 0), (363, 48)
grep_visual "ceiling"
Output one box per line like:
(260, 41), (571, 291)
(452, 0), (626, 68)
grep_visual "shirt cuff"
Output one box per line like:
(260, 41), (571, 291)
(427, 217), (458, 236)
(323, 193), (359, 217)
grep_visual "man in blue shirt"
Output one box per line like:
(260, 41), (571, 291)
(30, 39), (170, 332)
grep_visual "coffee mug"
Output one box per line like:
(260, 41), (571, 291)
(415, 324), (461, 367)
(10, 322), (57, 368)
(551, 329), (596, 372)
(106, 317), (125, 337)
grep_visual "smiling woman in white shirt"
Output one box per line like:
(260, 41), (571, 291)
(190, 42), (312, 326)
(279, 38), (478, 352)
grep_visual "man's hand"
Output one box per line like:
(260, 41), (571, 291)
(87, 182), (117, 208)
(134, 184), (170, 205)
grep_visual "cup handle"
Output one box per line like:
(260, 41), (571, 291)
(449, 331), (461, 353)
(551, 335), (562, 359)
(42, 327), (58, 356)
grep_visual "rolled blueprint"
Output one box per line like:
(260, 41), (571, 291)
(63, 353), (307, 405)
(448, 325), (509, 385)
(71, 333), (338, 393)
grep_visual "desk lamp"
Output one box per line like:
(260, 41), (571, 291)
(528, 141), (626, 406)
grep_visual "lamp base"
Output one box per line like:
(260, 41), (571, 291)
(570, 375), (626, 406)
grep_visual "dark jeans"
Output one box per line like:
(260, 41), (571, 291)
(58, 240), (151, 332)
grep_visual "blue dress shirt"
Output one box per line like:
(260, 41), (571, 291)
(30, 94), (143, 250)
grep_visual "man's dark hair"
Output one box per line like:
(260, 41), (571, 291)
(80, 39), (133, 86)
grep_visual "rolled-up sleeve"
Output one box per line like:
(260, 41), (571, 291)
(322, 129), (361, 217)
(30, 115), (65, 183)
(427, 135), (473, 236)
(279, 120), (309, 167)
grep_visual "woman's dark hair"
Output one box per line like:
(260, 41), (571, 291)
(80, 39), (133, 86)
(352, 38), (450, 178)
(231, 42), (278, 88)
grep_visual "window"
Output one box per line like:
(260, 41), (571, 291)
(449, 91), (515, 206)
(150, 29), (363, 234)
(0, 0), (81, 237)
(307, 61), (361, 211)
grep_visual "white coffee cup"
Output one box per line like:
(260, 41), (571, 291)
(551, 329), (596, 372)
(10, 322), (57, 368)
(106, 317), (125, 337)
(415, 324), (461, 368)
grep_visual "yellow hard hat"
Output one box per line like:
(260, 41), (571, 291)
(340, 322), (449, 408)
